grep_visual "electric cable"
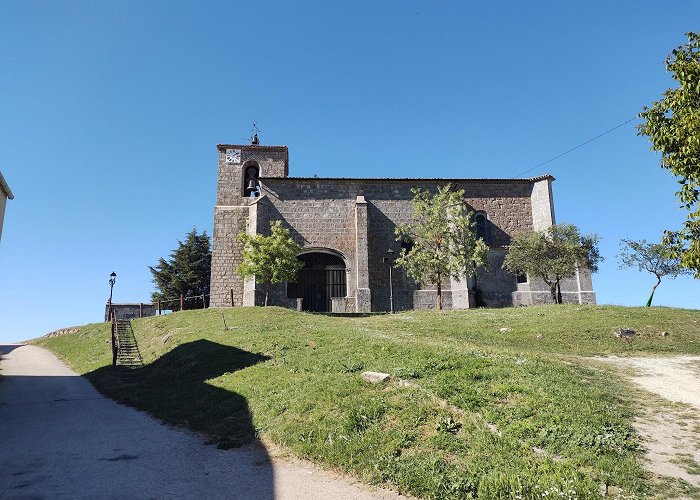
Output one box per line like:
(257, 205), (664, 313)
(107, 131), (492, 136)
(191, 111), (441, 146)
(516, 115), (639, 177)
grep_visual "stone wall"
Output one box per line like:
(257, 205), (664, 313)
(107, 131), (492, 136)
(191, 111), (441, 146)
(257, 178), (538, 311)
(210, 206), (249, 307)
(511, 267), (597, 306)
(215, 145), (288, 206)
(473, 248), (519, 307)
(332, 296), (356, 313)
(254, 183), (360, 304)
(530, 177), (556, 230)
(104, 303), (157, 321)
(210, 145), (288, 307)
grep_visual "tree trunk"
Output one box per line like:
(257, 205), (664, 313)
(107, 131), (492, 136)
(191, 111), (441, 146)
(645, 277), (662, 307)
(436, 280), (442, 310)
(264, 281), (271, 307)
(556, 282), (562, 304)
(549, 284), (558, 304)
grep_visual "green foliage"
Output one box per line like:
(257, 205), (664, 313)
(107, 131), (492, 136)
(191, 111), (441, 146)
(618, 236), (690, 306)
(502, 224), (602, 304)
(395, 184), (489, 310)
(149, 228), (211, 310)
(435, 415), (462, 434)
(638, 32), (700, 276)
(237, 220), (303, 306)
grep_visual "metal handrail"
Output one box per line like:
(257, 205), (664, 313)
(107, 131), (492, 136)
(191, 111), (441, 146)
(110, 311), (120, 366)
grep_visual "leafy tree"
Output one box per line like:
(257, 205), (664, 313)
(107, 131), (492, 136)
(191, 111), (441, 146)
(395, 184), (489, 310)
(502, 224), (602, 304)
(149, 229), (211, 310)
(638, 32), (700, 276)
(618, 236), (690, 306)
(237, 220), (304, 306)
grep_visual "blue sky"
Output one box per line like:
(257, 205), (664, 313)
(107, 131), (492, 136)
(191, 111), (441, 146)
(1, 1), (699, 342)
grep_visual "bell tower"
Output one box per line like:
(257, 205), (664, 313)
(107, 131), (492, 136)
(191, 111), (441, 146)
(209, 140), (289, 307)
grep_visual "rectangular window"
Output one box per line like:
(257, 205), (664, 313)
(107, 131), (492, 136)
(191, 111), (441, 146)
(516, 273), (528, 284)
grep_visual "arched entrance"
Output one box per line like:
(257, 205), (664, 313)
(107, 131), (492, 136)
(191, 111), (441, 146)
(287, 252), (347, 312)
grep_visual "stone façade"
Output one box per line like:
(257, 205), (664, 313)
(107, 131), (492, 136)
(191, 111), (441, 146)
(210, 143), (596, 312)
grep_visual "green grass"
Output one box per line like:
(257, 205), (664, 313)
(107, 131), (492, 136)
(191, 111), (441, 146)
(33, 305), (700, 499)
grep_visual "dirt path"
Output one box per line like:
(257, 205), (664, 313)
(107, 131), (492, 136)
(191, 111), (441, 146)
(591, 355), (700, 494)
(0, 344), (406, 500)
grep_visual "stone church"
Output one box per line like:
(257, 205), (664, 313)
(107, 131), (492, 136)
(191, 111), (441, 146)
(209, 141), (595, 312)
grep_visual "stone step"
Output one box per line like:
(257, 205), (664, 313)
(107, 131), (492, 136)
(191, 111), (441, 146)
(112, 320), (144, 374)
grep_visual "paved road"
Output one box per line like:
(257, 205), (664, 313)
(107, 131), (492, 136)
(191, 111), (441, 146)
(0, 344), (405, 499)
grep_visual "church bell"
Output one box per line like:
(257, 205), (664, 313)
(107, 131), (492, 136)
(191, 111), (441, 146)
(245, 179), (258, 196)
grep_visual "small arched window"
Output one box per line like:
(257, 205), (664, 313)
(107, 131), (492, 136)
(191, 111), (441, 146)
(243, 165), (260, 197)
(474, 212), (490, 244)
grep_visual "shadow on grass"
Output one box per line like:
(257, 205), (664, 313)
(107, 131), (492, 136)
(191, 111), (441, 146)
(86, 339), (270, 449)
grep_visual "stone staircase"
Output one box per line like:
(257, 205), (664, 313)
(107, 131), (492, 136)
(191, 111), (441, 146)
(114, 319), (144, 382)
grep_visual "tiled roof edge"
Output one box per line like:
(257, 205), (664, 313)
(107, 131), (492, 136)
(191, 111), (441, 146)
(217, 144), (288, 150)
(260, 174), (555, 182)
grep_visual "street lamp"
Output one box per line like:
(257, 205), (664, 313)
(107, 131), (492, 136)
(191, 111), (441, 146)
(383, 249), (395, 314)
(108, 271), (116, 319)
(108, 271), (117, 366)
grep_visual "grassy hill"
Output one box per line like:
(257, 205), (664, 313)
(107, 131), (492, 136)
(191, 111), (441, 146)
(34, 305), (700, 499)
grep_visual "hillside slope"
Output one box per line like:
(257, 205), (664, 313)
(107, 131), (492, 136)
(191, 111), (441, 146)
(34, 305), (700, 499)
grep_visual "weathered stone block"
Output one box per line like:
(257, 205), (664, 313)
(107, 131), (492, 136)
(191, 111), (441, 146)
(361, 372), (391, 384)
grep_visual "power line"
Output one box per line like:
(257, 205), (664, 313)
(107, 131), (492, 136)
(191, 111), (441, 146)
(516, 115), (639, 178)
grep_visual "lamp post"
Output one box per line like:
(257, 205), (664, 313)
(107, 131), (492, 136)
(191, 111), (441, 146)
(108, 271), (116, 320)
(383, 249), (395, 314)
(108, 271), (117, 367)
